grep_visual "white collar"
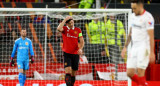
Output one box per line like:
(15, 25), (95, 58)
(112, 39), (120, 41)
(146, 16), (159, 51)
(67, 26), (75, 30)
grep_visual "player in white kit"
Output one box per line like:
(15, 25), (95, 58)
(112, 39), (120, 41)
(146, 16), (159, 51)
(121, 0), (155, 86)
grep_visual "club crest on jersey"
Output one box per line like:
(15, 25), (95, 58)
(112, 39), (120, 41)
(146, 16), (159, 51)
(25, 42), (28, 45)
(74, 31), (78, 34)
(65, 62), (67, 66)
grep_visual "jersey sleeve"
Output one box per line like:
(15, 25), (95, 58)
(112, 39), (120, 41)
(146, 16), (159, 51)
(29, 41), (34, 56)
(129, 14), (133, 29)
(78, 28), (83, 38)
(146, 14), (154, 30)
(62, 26), (67, 34)
(11, 40), (18, 58)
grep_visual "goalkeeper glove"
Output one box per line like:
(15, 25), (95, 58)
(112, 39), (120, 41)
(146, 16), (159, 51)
(10, 57), (15, 67)
(30, 56), (34, 64)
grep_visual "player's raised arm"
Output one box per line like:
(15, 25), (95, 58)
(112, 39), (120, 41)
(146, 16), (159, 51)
(57, 16), (72, 32)
(121, 28), (132, 58)
(29, 40), (34, 63)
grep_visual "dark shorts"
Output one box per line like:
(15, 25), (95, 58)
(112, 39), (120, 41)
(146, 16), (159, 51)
(63, 52), (79, 70)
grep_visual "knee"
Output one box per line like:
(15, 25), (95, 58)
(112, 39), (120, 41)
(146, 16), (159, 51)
(18, 69), (23, 73)
(65, 67), (72, 74)
(23, 71), (27, 74)
(71, 73), (76, 76)
(71, 70), (77, 76)
(137, 68), (145, 77)
(127, 71), (134, 78)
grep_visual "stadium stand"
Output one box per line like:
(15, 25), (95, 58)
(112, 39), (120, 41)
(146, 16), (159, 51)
(0, 2), (66, 8)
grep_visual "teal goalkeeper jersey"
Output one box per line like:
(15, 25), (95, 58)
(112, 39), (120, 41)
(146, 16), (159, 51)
(11, 37), (34, 61)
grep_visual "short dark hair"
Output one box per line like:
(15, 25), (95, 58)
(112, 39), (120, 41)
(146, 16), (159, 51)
(66, 19), (73, 24)
(131, 0), (144, 4)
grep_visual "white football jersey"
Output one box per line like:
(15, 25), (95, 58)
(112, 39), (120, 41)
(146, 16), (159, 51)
(130, 10), (154, 42)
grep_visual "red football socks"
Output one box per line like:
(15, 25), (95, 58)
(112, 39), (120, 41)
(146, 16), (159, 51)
(139, 76), (147, 86)
(131, 74), (139, 84)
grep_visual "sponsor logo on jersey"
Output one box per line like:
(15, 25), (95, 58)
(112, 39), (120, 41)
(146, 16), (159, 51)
(19, 47), (28, 49)
(25, 42), (28, 45)
(67, 33), (78, 38)
(133, 24), (142, 28)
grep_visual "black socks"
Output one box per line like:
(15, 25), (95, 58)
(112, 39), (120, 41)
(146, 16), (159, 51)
(65, 74), (72, 86)
(71, 76), (75, 86)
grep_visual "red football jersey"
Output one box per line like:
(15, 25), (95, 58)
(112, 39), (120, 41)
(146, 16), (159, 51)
(62, 26), (83, 54)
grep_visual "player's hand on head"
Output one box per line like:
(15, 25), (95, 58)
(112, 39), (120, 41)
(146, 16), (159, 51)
(30, 56), (34, 64)
(10, 57), (15, 67)
(121, 47), (127, 58)
(149, 52), (155, 64)
(78, 49), (82, 55)
(65, 16), (72, 21)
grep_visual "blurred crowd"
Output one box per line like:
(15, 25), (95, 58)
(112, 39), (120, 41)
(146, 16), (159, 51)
(0, 0), (159, 7)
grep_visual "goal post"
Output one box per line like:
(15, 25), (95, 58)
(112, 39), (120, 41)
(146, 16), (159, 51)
(0, 8), (132, 86)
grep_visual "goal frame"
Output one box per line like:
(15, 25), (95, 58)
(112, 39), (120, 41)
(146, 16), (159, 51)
(0, 8), (132, 86)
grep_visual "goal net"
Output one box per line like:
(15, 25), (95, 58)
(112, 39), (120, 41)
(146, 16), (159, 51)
(0, 8), (131, 86)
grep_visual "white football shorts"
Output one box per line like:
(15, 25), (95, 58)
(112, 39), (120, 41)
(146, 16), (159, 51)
(127, 41), (150, 69)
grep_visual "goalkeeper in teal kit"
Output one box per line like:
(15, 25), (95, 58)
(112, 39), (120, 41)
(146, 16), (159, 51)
(10, 28), (34, 86)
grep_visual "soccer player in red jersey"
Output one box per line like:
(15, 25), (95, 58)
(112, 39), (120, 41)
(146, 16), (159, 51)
(57, 16), (84, 86)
